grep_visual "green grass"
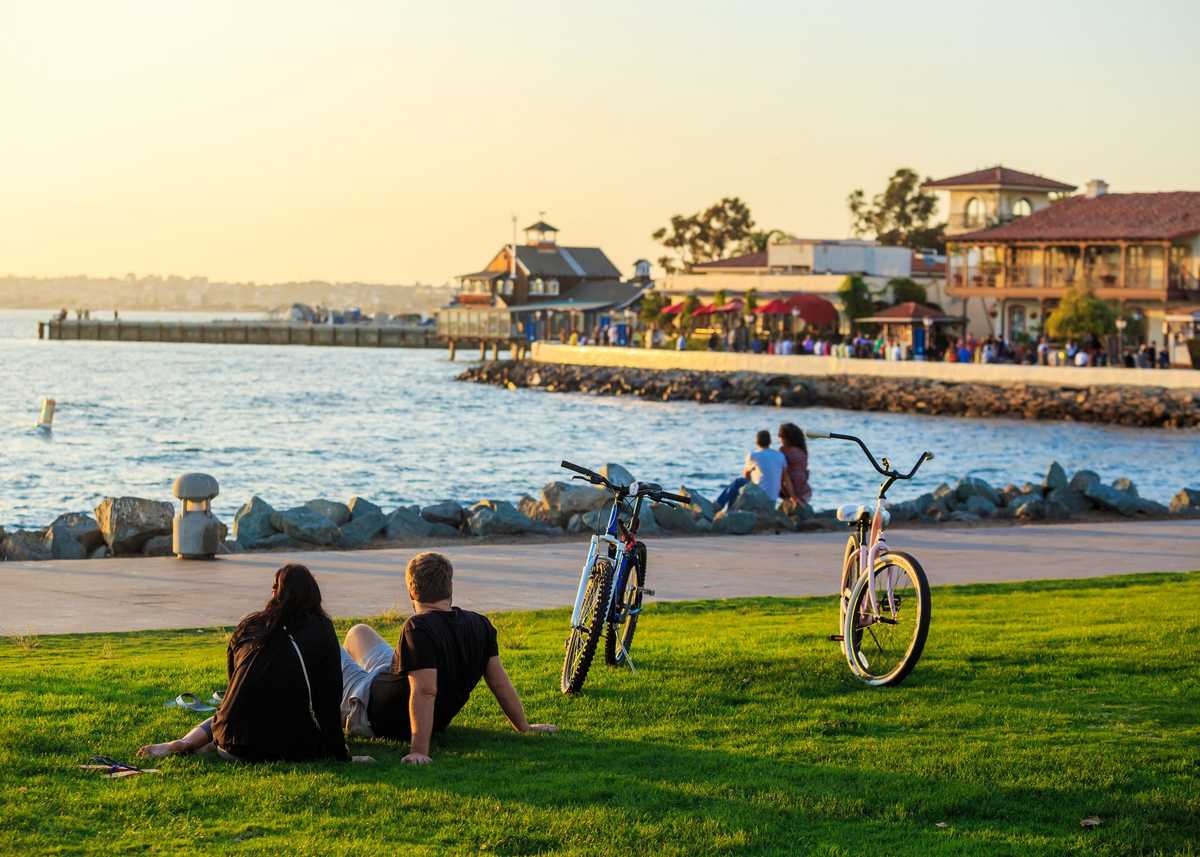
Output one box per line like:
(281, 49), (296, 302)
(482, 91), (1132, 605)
(2, 573), (1199, 856)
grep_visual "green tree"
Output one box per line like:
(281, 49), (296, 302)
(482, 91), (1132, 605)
(713, 288), (728, 308)
(651, 197), (758, 273)
(887, 277), (927, 305)
(681, 294), (700, 333)
(839, 275), (874, 323)
(744, 287), (759, 315)
(1045, 286), (1118, 340)
(639, 290), (665, 329)
(848, 168), (945, 252)
(739, 228), (790, 255)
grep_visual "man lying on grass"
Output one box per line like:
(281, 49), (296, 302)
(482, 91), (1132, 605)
(340, 551), (557, 764)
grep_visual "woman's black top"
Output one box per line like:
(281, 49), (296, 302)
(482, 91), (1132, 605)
(212, 610), (349, 762)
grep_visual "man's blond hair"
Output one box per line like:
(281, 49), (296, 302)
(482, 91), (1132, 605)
(406, 551), (453, 603)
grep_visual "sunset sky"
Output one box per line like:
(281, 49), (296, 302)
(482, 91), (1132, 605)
(2, 1), (1198, 285)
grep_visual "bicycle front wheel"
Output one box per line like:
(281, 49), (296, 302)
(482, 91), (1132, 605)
(561, 558), (614, 694)
(605, 543), (646, 666)
(842, 551), (930, 687)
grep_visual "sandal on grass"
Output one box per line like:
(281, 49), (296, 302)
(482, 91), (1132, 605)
(163, 693), (216, 713)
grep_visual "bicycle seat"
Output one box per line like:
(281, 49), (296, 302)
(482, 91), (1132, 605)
(836, 504), (890, 526)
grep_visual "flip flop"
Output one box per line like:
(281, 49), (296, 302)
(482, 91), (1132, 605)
(80, 756), (161, 778)
(209, 690), (224, 707)
(163, 693), (216, 713)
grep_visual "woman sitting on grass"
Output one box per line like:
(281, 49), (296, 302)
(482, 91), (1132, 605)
(139, 563), (350, 763)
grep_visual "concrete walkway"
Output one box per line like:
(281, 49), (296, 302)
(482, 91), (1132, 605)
(3, 520), (1198, 635)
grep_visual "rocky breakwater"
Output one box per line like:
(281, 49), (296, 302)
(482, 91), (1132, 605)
(3, 464), (1199, 563)
(458, 361), (1200, 428)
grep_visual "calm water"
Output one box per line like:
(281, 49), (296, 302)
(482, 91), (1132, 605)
(1, 309), (1195, 529)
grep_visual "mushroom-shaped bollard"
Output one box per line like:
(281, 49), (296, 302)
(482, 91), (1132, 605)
(172, 473), (221, 560)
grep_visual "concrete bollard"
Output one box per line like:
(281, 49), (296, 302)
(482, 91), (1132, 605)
(172, 473), (221, 560)
(36, 398), (56, 432)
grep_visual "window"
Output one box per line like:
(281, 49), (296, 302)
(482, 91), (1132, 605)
(964, 197), (983, 227)
(1012, 198), (1032, 218)
(546, 279), (560, 295)
(530, 278), (544, 295)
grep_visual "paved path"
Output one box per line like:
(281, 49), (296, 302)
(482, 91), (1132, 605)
(3, 520), (1198, 635)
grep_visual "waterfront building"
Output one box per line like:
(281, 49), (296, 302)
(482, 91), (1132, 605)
(924, 165), (1077, 237)
(440, 220), (648, 343)
(942, 181), (1200, 365)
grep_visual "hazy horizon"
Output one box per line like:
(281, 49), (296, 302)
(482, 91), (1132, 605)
(3, 1), (1198, 284)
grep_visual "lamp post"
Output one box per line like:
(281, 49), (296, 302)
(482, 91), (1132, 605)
(922, 316), (934, 361)
(1115, 316), (1127, 359)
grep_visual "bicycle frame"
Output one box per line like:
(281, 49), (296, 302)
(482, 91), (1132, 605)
(568, 495), (642, 631)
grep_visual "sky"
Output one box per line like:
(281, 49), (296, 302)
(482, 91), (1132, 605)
(2, 1), (1198, 285)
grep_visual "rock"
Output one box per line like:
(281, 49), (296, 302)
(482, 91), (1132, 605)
(1043, 496), (1072, 520)
(650, 501), (697, 532)
(1044, 462), (1068, 493)
(89, 544), (111, 559)
(1010, 495), (1043, 520)
(730, 483), (780, 530)
(336, 509), (388, 548)
(2, 530), (51, 561)
(542, 481), (607, 520)
(712, 509), (756, 535)
(420, 501), (466, 529)
(466, 500), (543, 537)
(427, 522), (462, 539)
(681, 486), (716, 522)
(932, 483), (954, 502)
(94, 497), (175, 555)
(1019, 482), (1041, 496)
(956, 477), (1000, 507)
(1168, 488), (1200, 515)
(256, 532), (302, 550)
(634, 501), (662, 535)
(217, 540), (243, 554)
(1069, 470), (1101, 494)
(999, 484), (1021, 506)
(384, 506), (434, 540)
(1082, 483), (1139, 517)
(1131, 498), (1169, 516)
(567, 505), (612, 534)
(599, 463), (635, 489)
(44, 512), (103, 560)
(304, 499), (351, 526)
(963, 495), (997, 518)
(270, 507), (340, 546)
(948, 511), (981, 523)
(347, 497), (383, 520)
(1111, 478), (1138, 497)
(142, 535), (174, 557)
(886, 500), (917, 523)
(233, 496), (278, 549)
(912, 492), (939, 517)
(1046, 488), (1091, 516)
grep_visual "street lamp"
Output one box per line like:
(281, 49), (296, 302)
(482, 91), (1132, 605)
(1115, 316), (1127, 358)
(922, 316), (934, 361)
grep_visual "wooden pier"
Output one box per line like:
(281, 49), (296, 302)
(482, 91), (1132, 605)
(39, 319), (441, 349)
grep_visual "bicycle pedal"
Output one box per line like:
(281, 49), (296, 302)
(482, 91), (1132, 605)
(636, 587), (655, 596)
(827, 634), (844, 642)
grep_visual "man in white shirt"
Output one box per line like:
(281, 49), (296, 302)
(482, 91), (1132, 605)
(716, 430), (787, 511)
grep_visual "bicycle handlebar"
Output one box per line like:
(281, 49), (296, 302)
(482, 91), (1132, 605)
(804, 432), (934, 481)
(560, 461), (691, 506)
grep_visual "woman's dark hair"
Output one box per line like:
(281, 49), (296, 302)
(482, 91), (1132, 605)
(234, 564), (327, 648)
(779, 422), (807, 453)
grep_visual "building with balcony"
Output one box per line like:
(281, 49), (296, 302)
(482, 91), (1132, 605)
(923, 165), (1077, 235)
(944, 184), (1200, 363)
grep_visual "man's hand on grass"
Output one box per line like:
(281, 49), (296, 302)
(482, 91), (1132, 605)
(523, 723), (559, 734)
(401, 752), (433, 765)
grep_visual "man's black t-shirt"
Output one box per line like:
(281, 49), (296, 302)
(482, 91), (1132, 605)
(366, 607), (499, 740)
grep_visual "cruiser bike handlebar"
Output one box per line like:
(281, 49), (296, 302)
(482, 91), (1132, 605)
(804, 432), (934, 482)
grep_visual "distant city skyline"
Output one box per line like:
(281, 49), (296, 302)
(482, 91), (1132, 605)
(2, 1), (1198, 284)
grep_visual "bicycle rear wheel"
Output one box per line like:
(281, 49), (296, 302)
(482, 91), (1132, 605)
(839, 533), (860, 638)
(561, 558), (614, 694)
(842, 551), (930, 687)
(605, 543), (646, 666)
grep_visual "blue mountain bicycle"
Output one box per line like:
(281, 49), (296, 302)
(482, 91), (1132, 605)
(559, 461), (690, 694)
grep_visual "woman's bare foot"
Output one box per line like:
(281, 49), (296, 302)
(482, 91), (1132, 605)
(137, 740), (184, 758)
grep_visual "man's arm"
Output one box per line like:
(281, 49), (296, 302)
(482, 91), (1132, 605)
(483, 656), (557, 734)
(402, 668), (438, 764)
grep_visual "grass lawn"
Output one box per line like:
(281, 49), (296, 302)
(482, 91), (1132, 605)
(1, 572), (1198, 856)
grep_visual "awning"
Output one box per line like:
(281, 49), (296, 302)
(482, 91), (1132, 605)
(507, 300), (616, 314)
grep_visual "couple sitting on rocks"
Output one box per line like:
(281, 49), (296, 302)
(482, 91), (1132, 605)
(139, 552), (555, 765)
(715, 423), (812, 516)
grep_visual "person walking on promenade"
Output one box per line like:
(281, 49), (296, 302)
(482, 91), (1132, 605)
(139, 564), (351, 763)
(716, 429), (787, 512)
(338, 552), (556, 764)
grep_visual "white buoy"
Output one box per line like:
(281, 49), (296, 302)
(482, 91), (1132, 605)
(36, 398), (56, 433)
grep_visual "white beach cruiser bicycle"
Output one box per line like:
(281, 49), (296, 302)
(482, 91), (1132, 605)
(806, 430), (934, 686)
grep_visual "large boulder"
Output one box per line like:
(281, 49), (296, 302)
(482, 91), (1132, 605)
(1169, 488), (1200, 515)
(420, 501), (466, 529)
(1045, 488), (1091, 516)
(1082, 482), (1139, 517)
(681, 486), (715, 522)
(1043, 462), (1068, 494)
(466, 500), (546, 537)
(2, 530), (51, 561)
(712, 509), (756, 535)
(270, 507), (340, 546)
(142, 535), (174, 557)
(963, 495), (998, 518)
(347, 497), (383, 520)
(567, 507), (610, 534)
(94, 497), (175, 555)
(599, 463), (635, 489)
(336, 509), (388, 549)
(45, 512), (103, 560)
(427, 522), (463, 539)
(730, 482), (781, 531)
(1069, 470), (1101, 494)
(1111, 478), (1138, 497)
(542, 481), (607, 520)
(650, 500), (698, 532)
(955, 477), (1000, 507)
(233, 497), (278, 549)
(304, 499), (351, 526)
(1010, 495), (1043, 520)
(255, 532), (303, 551)
(384, 506), (434, 540)
(1131, 497), (1169, 516)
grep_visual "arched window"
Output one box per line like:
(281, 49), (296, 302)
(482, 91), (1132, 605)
(964, 197), (983, 227)
(1012, 198), (1032, 218)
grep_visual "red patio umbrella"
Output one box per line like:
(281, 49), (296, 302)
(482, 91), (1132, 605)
(660, 301), (687, 315)
(784, 294), (839, 327)
(691, 303), (717, 317)
(755, 298), (790, 314)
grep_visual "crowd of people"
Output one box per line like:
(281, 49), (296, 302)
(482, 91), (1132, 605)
(139, 554), (556, 765)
